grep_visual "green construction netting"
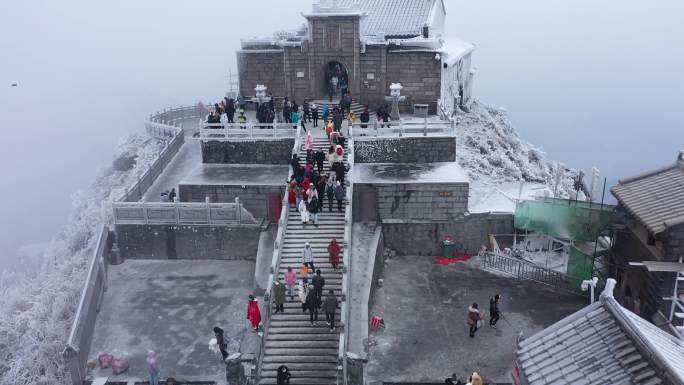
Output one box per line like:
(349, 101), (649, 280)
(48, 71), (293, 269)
(514, 198), (615, 242)
(567, 245), (594, 289)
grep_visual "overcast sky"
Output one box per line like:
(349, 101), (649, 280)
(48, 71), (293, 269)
(0, 0), (683, 270)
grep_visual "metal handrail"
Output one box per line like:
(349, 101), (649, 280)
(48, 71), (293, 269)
(338, 134), (354, 385)
(254, 125), (303, 385)
(483, 252), (587, 296)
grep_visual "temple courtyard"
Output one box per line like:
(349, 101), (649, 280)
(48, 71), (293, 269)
(365, 256), (587, 384)
(87, 260), (258, 382)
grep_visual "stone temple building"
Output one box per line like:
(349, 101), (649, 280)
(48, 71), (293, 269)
(238, 0), (476, 115)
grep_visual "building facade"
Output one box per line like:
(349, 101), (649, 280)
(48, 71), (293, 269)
(610, 152), (684, 324)
(237, 0), (475, 115)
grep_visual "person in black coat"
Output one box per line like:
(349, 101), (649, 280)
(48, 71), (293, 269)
(213, 326), (229, 360)
(314, 151), (325, 174)
(312, 269), (326, 308)
(305, 285), (319, 325)
(276, 365), (291, 385)
(489, 294), (501, 328)
(360, 107), (370, 128)
(312, 104), (319, 127)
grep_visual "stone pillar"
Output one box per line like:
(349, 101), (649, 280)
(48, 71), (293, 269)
(346, 352), (366, 385)
(225, 352), (246, 385)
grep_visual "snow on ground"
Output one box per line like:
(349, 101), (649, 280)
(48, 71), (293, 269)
(468, 180), (552, 213)
(457, 101), (583, 212)
(0, 133), (167, 385)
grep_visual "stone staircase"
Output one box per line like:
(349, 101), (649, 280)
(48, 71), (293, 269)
(258, 135), (349, 385)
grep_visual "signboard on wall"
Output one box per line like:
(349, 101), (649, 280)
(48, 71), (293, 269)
(438, 191), (453, 198)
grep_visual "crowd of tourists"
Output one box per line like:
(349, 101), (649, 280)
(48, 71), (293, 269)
(202, 91), (395, 132)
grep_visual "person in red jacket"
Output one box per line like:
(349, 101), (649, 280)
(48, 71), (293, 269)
(328, 239), (341, 269)
(247, 294), (261, 331)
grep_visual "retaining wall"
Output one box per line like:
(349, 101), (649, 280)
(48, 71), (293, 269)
(179, 185), (284, 221)
(353, 137), (456, 163)
(354, 183), (469, 221)
(381, 213), (514, 256)
(201, 139), (295, 164)
(115, 224), (261, 260)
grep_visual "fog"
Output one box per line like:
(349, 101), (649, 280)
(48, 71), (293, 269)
(1, 0), (683, 271)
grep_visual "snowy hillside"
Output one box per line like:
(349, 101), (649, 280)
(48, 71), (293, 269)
(0, 134), (166, 385)
(456, 101), (583, 211)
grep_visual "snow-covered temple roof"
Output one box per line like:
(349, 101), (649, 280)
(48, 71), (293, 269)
(335, 0), (443, 39)
(242, 0), (453, 50)
(516, 279), (684, 385)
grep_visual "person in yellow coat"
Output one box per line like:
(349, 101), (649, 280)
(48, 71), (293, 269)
(347, 110), (356, 127)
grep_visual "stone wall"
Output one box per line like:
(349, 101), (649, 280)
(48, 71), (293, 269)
(201, 139), (294, 164)
(354, 183), (469, 221)
(381, 213), (514, 256)
(238, 51), (286, 97)
(115, 224), (261, 260)
(386, 51), (441, 114)
(179, 184), (284, 221)
(358, 46), (386, 107)
(354, 137), (456, 163)
(237, 17), (443, 109)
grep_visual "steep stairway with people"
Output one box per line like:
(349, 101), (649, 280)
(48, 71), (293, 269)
(258, 131), (349, 385)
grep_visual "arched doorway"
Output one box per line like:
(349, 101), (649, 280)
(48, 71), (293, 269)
(323, 61), (349, 99)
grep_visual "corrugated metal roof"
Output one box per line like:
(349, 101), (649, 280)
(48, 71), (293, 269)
(516, 294), (684, 385)
(611, 162), (684, 234)
(337, 0), (438, 38)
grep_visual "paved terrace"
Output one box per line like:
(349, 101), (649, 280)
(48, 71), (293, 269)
(366, 256), (587, 384)
(87, 260), (258, 383)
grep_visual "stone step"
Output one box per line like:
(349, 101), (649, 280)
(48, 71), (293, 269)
(261, 355), (337, 364)
(266, 328), (340, 335)
(259, 376), (337, 385)
(260, 370), (338, 379)
(261, 363), (337, 371)
(266, 333), (339, 341)
(269, 320), (342, 328)
(263, 340), (339, 349)
(263, 348), (338, 356)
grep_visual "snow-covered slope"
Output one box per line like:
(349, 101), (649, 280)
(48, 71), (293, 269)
(0, 134), (166, 385)
(456, 101), (583, 211)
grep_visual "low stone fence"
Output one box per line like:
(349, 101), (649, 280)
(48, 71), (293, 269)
(199, 122), (298, 140)
(63, 225), (113, 385)
(113, 198), (257, 226)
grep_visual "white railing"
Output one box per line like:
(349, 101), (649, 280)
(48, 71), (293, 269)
(338, 135), (354, 385)
(199, 122), (299, 140)
(63, 225), (111, 385)
(120, 105), (208, 202)
(255, 125), (303, 384)
(113, 198), (258, 225)
(152, 104), (209, 124)
(350, 118), (455, 138)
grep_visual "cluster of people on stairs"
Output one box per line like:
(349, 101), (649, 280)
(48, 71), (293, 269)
(272, 238), (342, 332)
(289, 131), (348, 227)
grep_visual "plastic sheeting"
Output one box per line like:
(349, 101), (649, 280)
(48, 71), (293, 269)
(514, 198), (615, 242)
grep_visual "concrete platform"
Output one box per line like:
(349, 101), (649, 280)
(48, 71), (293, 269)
(354, 162), (468, 184)
(87, 259), (257, 383)
(366, 255), (587, 384)
(180, 164), (289, 187)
